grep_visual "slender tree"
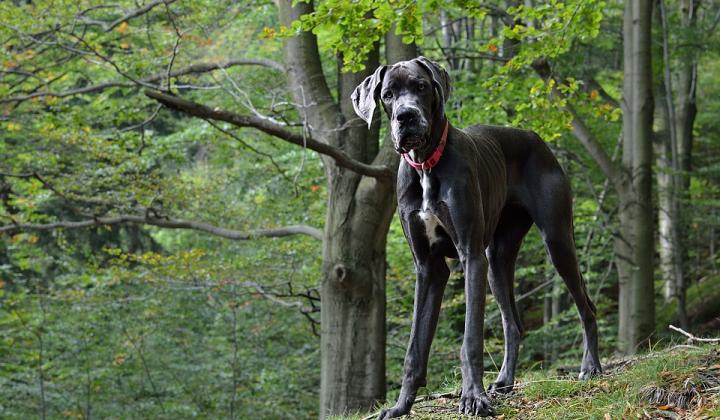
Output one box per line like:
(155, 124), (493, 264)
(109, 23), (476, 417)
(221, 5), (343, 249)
(531, 0), (656, 353)
(655, 0), (700, 331)
(616, 0), (656, 352)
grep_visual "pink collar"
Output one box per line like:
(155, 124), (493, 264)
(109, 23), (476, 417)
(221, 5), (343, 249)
(401, 120), (449, 170)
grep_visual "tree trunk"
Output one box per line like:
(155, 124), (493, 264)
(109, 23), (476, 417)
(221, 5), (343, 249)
(279, 2), (419, 416)
(676, 0), (698, 192)
(654, 75), (683, 309)
(654, 0), (696, 329)
(318, 183), (392, 417)
(671, 0), (698, 322)
(617, 0), (655, 354)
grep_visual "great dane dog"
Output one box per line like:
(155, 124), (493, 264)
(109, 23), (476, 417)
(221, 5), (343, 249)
(351, 57), (602, 418)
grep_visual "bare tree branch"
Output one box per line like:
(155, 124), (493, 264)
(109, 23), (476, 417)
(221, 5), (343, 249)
(478, 2), (515, 25)
(144, 89), (394, 180)
(564, 105), (625, 192)
(669, 324), (720, 343)
(238, 281), (318, 314)
(236, 281), (320, 336)
(172, 58), (285, 76)
(77, 0), (179, 32)
(423, 49), (510, 63)
(1, 58), (284, 104)
(0, 215), (323, 241)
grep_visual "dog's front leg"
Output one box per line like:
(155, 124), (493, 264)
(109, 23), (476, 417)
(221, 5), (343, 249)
(459, 252), (495, 417)
(379, 255), (449, 420)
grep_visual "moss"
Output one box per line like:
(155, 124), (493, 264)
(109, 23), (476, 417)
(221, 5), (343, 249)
(657, 275), (720, 333)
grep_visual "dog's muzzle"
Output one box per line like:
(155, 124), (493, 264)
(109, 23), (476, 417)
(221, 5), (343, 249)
(393, 106), (428, 153)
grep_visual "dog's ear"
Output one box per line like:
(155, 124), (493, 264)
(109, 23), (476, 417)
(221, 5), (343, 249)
(413, 56), (451, 113)
(351, 65), (388, 128)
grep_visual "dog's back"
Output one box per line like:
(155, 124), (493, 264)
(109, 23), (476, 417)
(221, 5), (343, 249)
(463, 124), (571, 209)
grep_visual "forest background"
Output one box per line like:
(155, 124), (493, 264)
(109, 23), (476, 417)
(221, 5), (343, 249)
(1, 0), (719, 418)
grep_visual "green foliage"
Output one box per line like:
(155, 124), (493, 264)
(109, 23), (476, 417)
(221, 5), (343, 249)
(293, 0), (423, 71)
(1, 1), (323, 418)
(2, 0), (719, 418)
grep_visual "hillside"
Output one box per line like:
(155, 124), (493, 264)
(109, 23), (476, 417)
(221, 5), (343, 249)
(352, 344), (720, 419)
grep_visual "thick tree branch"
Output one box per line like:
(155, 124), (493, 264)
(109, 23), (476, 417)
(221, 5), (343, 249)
(144, 89), (394, 179)
(0, 215), (323, 241)
(1, 58), (284, 103)
(278, 0), (340, 137)
(532, 59), (625, 192)
(565, 105), (625, 191)
(168, 58), (285, 75)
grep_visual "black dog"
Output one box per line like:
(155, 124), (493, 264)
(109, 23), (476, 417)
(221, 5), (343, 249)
(351, 57), (602, 418)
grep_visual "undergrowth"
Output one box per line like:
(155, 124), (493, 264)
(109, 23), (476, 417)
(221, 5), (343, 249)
(341, 344), (720, 420)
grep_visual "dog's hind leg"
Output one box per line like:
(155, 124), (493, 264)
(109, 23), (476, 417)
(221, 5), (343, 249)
(486, 206), (533, 394)
(541, 227), (602, 379)
(532, 174), (602, 380)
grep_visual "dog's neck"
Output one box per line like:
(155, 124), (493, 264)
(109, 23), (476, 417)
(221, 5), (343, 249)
(407, 115), (449, 166)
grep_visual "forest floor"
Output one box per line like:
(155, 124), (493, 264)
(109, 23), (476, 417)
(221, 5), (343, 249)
(349, 343), (720, 420)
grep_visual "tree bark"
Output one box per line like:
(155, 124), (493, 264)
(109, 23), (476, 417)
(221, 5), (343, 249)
(532, 0), (659, 355)
(654, 75), (684, 312)
(670, 0), (698, 325)
(617, 0), (655, 354)
(278, 2), (418, 417)
(676, 0), (698, 190)
(654, 0), (697, 330)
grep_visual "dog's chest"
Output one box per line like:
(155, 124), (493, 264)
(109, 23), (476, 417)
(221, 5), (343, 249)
(417, 171), (445, 245)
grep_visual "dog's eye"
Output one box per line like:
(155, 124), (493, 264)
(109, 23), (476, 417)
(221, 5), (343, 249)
(382, 91), (393, 100)
(417, 83), (425, 91)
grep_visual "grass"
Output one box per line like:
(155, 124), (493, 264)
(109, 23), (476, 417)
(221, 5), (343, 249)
(340, 344), (720, 419)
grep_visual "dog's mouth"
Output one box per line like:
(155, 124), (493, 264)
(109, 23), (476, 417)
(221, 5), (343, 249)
(395, 136), (425, 154)
(391, 115), (430, 154)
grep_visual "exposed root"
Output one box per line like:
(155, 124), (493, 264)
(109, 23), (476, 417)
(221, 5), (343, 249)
(639, 382), (702, 410)
(639, 348), (720, 411)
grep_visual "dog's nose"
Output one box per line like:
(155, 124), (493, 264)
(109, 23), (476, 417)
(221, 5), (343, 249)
(396, 107), (418, 125)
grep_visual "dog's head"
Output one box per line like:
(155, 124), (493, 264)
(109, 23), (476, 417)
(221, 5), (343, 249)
(351, 56), (450, 154)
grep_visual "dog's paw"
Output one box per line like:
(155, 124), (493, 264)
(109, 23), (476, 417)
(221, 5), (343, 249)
(378, 395), (414, 420)
(377, 405), (409, 419)
(488, 379), (514, 395)
(459, 389), (495, 417)
(578, 365), (602, 381)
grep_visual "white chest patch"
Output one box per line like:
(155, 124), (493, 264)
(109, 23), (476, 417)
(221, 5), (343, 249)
(418, 171), (445, 245)
(419, 210), (443, 245)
